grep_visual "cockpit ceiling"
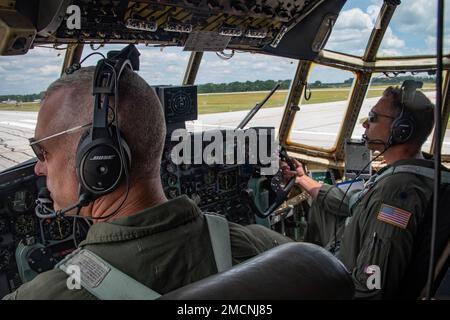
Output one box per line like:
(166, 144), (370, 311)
(4, 0), (346, 59)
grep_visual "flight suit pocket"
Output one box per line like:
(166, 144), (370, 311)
(355, 233), (391, 291)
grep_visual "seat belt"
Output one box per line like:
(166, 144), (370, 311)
(204, 213), (233, 272)
(56, 248), (161, 300)
(55, 213), (232, 299)
(392, 165), (450, 184)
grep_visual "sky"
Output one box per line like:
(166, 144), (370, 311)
(0, 0), (449, 95)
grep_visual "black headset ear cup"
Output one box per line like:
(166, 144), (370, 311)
(75, 126), (130, 198)
(389, 111), (415, 145)
(111, 125), (132, 170)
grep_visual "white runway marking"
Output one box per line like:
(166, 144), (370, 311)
(0, 121), (36, 129)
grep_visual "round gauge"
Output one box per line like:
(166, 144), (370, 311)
(167, 174), (178, 187)
(167, 187), (180, 199)
(48, 217), (72, 241)
(0, 219), (8, 234)
(171, 92), (191, 115)
(0, 248), (11, 271)
(8, 189), (35, 213)
(204, 171), (215, 184)
(180, 163), (191, 171)
(15, 214), (35, 236)
(166, 163), (177, 174)
(218, 172), (237, 191)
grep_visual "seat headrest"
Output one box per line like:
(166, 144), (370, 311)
(159, 242), (354, 300)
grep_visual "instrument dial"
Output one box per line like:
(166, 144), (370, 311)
(0, 219), (8, 234)
(8, 189), (35, 213)
(166, 163), (177, 174)
(15, 214), (35, 236)
(167, 187), (180, 199)
(48, 217), (72, 241)
(0, 248), (11, 271)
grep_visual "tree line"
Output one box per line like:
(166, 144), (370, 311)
(0, 92), (45, 102)
(1, 75), (436, 100)
(197, 75), (435, 93)
(197, 79), (292, 93)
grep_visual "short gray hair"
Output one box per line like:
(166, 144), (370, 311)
(45, 66), (166, 181)
(383, 86), (435, 147)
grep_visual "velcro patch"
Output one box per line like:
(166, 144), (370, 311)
(60, 250), (111, 288)
(377, 204), (412, 229)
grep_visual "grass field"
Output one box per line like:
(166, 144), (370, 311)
(197, 85), (435, 113)
(0, 102), (40, 111)
(0, 84), (437, 114)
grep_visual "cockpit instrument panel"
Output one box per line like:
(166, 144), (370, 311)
(0, 162), (90, 297)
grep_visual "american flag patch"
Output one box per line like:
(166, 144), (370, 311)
(377, 204), (412, 229)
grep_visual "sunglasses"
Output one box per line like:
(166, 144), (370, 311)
(367, 110), (396, 123)
(29, 123), (91, 161)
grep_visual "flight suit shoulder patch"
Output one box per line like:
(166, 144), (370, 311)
(377, 203), (412, 229)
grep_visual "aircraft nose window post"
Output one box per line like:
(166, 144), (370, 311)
(1, 0), (450, 305)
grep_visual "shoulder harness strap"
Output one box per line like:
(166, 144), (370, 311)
(204, 213), (232, 273)
(392, 165), (450, 184)
(350, 165), (450, 210)
(54, 213), (233, 299)
(55, 248), (161, 300)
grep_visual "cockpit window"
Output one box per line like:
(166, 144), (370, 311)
(377, 0), (450, 57)
(324, 0), (383, 56)
(444, 118), (450, 156)
(0, 47), (65, 169)
(351, 72), (438, 152)
(80, 45), (191, 85)
(288, 64), (355, 151)
(0, 46), (64, 97)
(192, 51), (297, 132)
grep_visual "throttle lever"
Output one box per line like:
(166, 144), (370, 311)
(279, 147), (296, 171)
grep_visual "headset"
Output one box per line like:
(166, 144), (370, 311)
(388, 80), (422, 146)
(76, 45), (139, 200)
(36, 44), (141, 220)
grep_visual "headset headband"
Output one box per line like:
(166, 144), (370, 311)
(400, 80), (423, 110)
(91, 45), (140, 139)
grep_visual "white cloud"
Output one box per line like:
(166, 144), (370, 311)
(393, 0), (439, 34)
(379, 0), (450, 55)
(378, 26), (405, 56)
(195, 52), (297, 84)
(3, 0), (448, 94)
(0, 46), (64, 94)
(325, 0), (449, 57)
(325, 6), (379, 55)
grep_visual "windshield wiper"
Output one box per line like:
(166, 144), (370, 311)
(235, 82), (281, 130)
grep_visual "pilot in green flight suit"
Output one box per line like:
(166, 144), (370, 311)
(3, 65), (291, 300)
(282, 83), (437, 299)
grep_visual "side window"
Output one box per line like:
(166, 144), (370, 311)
(325, 0), (383, 56)
(0, 47), (65, 169)
(351, 72), (437, 152)
(193, 52), (297, 132)
(288, 64), (355, 151)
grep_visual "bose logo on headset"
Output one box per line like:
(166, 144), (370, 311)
(89, 155), (117, 161)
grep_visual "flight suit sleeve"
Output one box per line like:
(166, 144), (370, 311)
(314, 184), (358, 217)
(228, 222), (293, 264)
(349, 175), (430, 299)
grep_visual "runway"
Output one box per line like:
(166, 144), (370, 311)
(1, 92), (448, 171)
